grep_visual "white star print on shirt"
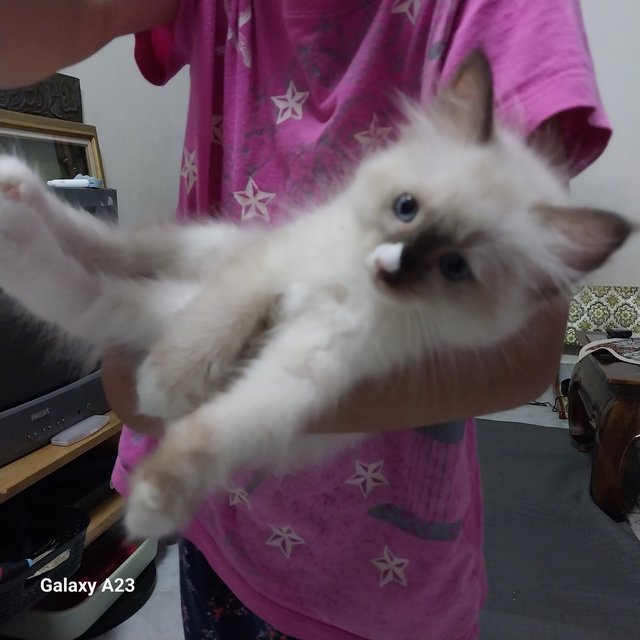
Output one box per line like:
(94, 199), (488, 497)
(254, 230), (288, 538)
(345, 460), (389, 498)
(265, 526), (306, 559)
(391, 0), (424, 25)
(233, 177), (275, 221)
(371, 546), (409, 587)
(354, 115), (393, 153)
(228, 486), (251, 509)
(271, 81), (310, 125)
(222, 0), (253, 67)
(180, 148), (197, 193)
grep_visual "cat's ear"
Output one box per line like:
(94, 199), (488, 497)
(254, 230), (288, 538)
(434, 50), (494, 144)
(538, 206), (634, 274)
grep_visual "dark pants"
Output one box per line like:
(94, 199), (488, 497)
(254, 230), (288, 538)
(179, 538), (298, 640)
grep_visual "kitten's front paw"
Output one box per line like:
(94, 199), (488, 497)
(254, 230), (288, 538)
(125, 411), (231, 538)
(0, 156), (48, 207)
(125, 479), (181, 539)
(125, 461), (199, 538)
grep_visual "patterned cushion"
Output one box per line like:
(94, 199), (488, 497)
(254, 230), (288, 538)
(565, 286), (640, 346)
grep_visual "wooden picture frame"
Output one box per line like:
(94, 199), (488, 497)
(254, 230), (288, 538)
(0, 109), (105, 184)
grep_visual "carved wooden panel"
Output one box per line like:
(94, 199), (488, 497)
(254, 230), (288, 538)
(0, 73), (83, 123)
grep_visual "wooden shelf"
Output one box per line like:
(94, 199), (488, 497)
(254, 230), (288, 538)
(86, 493), (126, 546)
(0, 411), (122, 504)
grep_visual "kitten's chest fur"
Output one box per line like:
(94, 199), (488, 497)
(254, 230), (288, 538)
(234, 211), (411, 368)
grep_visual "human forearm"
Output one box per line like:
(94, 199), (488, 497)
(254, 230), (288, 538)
(102, 299), (568, 436)
(0, 0), (178, 88)
(101, 348), (165, 436)
(308, 298), (569, 433)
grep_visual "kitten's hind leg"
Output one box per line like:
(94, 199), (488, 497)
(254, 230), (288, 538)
(0, 155), (52, 207)
(0, 194), (199, 352)
(0, 155), (248, 281)
(0, 155), (140, 276)
(126, 308), (364, 537)
(136, 272), (276, 420)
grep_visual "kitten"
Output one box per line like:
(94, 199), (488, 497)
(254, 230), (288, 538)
(0, 53), (632, 538)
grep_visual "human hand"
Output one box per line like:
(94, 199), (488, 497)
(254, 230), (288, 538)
(101, 348), (165, 436)
(0, 0), (178, 88)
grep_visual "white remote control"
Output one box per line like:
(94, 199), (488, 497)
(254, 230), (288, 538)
(51, 415), (110, 446)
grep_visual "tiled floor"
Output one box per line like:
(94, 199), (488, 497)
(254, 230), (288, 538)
(94, 543), (183, 639)
(483, 387), (640, 543)
(96, 385), (640, 639)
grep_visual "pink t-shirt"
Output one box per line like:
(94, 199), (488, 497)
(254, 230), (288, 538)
(112, 2), (610, 638)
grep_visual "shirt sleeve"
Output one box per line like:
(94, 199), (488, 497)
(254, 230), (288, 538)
(133, 0), (200, 86)
(439, 0), (610, 177)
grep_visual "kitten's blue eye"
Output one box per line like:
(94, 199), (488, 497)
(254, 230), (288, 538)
(393, 193), (419, 223)
(438, 252), (471, 282)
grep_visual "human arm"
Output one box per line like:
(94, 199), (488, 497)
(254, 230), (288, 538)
(101, 296), (567, 434)
(311, 297), (568, 433)
(0, 0), (178, 88)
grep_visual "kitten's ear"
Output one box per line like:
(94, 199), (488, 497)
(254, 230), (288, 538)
(434, 51), (494, 144)
(538, 206), (634, 274)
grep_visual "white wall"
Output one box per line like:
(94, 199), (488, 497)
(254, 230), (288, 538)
(572, 0), (640, 284)
(63, 36), (189, 226)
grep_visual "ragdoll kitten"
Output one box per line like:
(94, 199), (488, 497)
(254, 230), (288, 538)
(0, 53), (632, 537)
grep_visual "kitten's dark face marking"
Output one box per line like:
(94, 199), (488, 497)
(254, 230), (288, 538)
(378, 227), (476, 291)
(438, 252), (472, 282)
(377, 188), (476, 291)
(385, 192), (472, 287)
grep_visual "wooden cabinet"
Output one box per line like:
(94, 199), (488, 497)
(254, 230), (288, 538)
(0, 411), (124, 546)
(568, 355), (640, 520)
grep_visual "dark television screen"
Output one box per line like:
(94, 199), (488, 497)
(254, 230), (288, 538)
(0, 294), (83, 412)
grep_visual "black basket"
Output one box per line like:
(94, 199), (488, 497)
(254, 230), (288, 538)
(0, 505), (90, 624)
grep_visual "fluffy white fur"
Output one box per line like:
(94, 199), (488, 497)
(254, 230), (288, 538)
(0, 53), (631, 537)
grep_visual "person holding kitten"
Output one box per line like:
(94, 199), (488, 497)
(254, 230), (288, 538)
(0, 1), (612, 638)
